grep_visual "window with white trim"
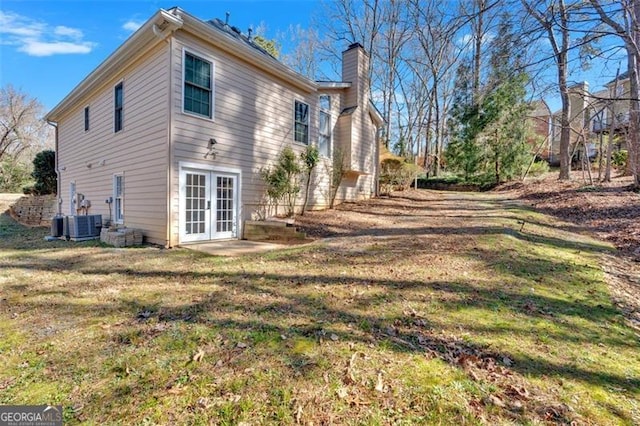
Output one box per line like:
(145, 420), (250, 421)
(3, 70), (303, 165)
(319, 95), (330, 111)
(294, 100), (309, 145)
(184, 51), (213, 118)
(113, 174), (124, 224)
(114, 82), (123, 132)
(84, 106), (90, 131)
(319, 95), (331, 157)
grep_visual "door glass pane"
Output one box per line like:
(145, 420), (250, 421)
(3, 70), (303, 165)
(215, 176), (234, 233)
(185, 172), (207, 235)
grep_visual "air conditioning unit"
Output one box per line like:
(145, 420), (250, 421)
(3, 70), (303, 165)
(51, 216), (64, 238)
(67, 214), (102, 240)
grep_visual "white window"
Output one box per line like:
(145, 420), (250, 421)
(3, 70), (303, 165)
(294, 100), (309, 145)
(114, 82), (123, 132)
(113, 174), (124, 224)
(319, 95), (331, 156)
(319, 112), (331, 157)
(183, 50), (214, 119)
(84, 106), (90, 132)
(319, 95), (331, 111)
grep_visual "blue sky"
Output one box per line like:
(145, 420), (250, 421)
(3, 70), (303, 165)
(0, 0), (320, 111)
(0, 0), (628, 115)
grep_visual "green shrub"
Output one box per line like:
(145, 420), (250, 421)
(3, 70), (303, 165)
(527, 160), (550, 177)
(379, 159), (422, 195)
(0, 158), (33, 192)
(29, 150), (56, 195)
(261, 146), (301, 216)
(612, 150), (628, 169)
(300, 145), (319, 216)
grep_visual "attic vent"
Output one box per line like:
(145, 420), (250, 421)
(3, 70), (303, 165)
(231, 26), (241, 35)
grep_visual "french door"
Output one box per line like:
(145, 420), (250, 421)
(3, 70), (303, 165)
(181, 169), (238, 242)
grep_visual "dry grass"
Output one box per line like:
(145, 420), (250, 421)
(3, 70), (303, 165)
(1, 190), (639, 425)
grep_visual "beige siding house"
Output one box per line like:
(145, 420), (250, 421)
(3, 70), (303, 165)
(46, 7), (383, 247)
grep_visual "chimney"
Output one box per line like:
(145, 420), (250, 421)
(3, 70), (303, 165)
(342, 42), (369, 109)
(568, 81), (589, 128)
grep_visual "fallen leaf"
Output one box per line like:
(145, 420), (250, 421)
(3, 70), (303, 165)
(167, 386), (183, 395)
(330, 334), (339, 341)
(137, 310), (152, 319)
(192, 349), (205, 363)
(336, 387), (348, 399)
(505, 384), (530, 400)
(483, 394), (506, 408)
(375, 371), (385, 392)
(295, 404), (304, 423)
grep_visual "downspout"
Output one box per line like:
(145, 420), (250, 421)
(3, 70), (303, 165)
(166, 35), (174, 247)
(46, 120), (61, 215)
(375, 125), (380, 196)
(152, 12), (182, 247)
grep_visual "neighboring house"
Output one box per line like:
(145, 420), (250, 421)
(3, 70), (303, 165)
(547, 81), (606, 165)
(591, 71), (631, 151)
(541, 74), (632, 167)
(46, 7), (383, 247)
(526, 100), (552, 161)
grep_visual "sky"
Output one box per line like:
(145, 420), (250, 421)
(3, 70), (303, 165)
(0, 0), (629, 115)
(0, 0), (321, 112)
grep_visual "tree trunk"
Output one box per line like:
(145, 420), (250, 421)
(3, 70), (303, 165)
(300, 171), (311, 216)
(605, 67), (620, 182)
(472, 0), (485, 104)
(626, 45), (640, 188)
(557, 0), (571, 180)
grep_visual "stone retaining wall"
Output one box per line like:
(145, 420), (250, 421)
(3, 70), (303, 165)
(9, 195), (57, 227)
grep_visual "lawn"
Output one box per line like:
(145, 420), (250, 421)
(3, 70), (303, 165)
(1, 190), (638, 425)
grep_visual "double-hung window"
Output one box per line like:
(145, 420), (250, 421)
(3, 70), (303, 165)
(114, 83), (123, 132)
(114, 174), (124, 224)
(184, 52), (213, 118)
(84, 106), (90, 131)
(318, 95), (331, 156)
(294, 100), (309, 145)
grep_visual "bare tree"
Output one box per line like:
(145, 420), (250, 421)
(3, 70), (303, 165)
(522, 0), (574, 180)
(374, 0), (411, 149)
(589, 0), (640, 188)
(279, 25), (327, 79)
(407, 0), (464, 175)
(0, 85), (52, 163)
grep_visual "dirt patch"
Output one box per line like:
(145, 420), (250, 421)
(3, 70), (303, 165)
(296, 174), (640, 332)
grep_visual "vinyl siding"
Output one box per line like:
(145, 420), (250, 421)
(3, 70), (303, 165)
(52, 13), (380, 249)
(56, 41), (170, 245)
(168, 31), (324, 245)
(340, 45), (378, 201)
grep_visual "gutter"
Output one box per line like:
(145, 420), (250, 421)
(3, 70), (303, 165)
(46, 9), (183, 122)
(46, 120), (61, 215)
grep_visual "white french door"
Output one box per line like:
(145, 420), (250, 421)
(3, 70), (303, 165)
(180, 168), (238, 243)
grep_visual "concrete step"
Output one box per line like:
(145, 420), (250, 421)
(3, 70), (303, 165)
(244, 220), (306, 241)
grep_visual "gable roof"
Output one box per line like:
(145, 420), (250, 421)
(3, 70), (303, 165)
(47, 7), (317, 121)
(206, 18), (277, 60)
(606, 70), (630, 86)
